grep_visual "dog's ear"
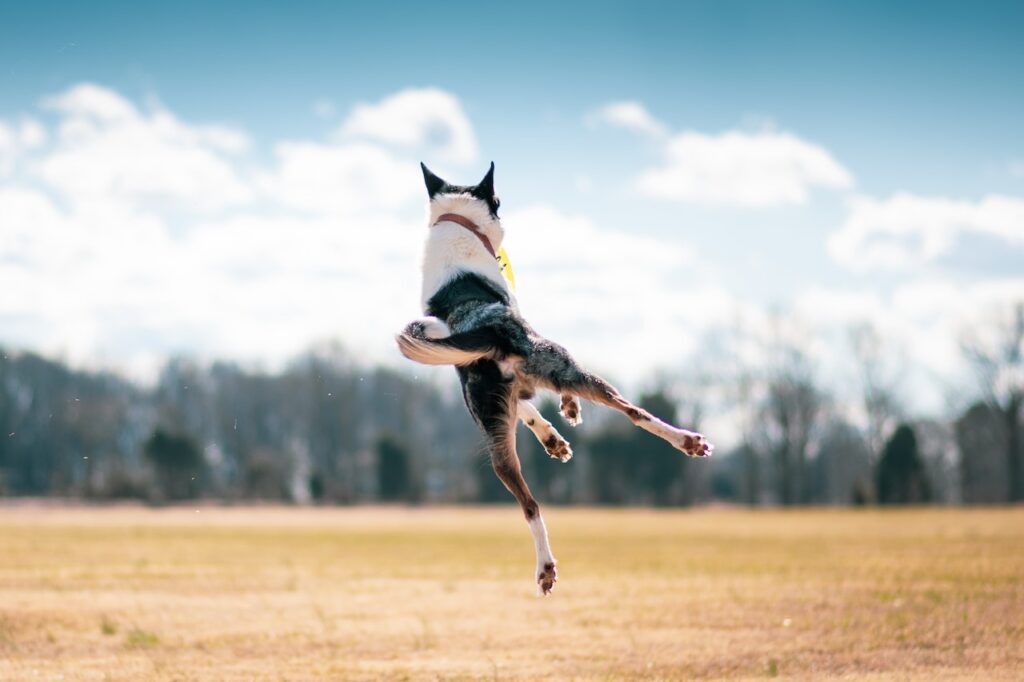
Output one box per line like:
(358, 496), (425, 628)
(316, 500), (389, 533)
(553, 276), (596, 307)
(476, 161), (495, 197)
(420, 162), (446, 198)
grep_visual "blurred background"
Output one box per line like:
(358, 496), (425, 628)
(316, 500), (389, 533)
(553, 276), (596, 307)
(1, 1), (1022, 507)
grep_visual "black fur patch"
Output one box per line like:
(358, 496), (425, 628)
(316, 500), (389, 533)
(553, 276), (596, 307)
(426, 272), (509, 320)
(458, 360), (511, 434)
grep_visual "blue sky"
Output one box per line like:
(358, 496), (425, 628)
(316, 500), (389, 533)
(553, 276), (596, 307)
(1, 1), (1023, 432)
(4, 1), (1021, 163)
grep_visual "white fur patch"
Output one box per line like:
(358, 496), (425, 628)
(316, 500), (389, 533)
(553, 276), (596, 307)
(529, 515), (552, 557)
(635, 416), (713, 457)
(420, 193), (516, 311)
(529, 514), (557, 595)
(412, 316), (450, 339)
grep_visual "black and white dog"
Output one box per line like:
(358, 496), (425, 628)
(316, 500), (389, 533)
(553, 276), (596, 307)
(397, 163), (713, 595)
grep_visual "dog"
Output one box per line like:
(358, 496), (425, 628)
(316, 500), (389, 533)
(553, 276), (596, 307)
(396, 162), (713, 595)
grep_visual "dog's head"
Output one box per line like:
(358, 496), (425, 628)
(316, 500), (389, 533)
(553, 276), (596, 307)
(420, 162), (504, 249)
(420, 162), (500, 217)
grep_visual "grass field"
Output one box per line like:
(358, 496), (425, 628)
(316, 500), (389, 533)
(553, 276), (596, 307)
(0, 505), (1021, 680)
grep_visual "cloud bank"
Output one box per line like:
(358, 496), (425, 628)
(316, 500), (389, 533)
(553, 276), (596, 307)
(591, 100), (853, 206)
(0, 83), (711, 383)
(828, 193), (1024, 271)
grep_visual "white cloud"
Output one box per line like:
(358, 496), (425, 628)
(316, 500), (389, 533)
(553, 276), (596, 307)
(828, 193), (1024, 272)
(589, 99), (852, 207)
(37, 83), (252, 211)
(338, 88), (478, 164)
(588, 101), (667, 137)
(44, 83), (137, 121)
(0, 118), (47, 175)
(257, 140), (421, 216)
(0, 183), (424, 378)
(18, 118), (47, 148)
(637, 129), (853, 206)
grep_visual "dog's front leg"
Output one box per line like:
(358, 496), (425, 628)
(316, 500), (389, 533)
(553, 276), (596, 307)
(517, 401), (572, 462)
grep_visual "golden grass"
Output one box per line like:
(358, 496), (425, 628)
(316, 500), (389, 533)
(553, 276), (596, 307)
(0, 505), (1021, 680)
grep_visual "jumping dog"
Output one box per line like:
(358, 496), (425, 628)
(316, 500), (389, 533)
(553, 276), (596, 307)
(397, 163), (713, 594)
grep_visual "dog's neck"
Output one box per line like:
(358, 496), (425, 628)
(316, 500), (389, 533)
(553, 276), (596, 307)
(427, 193), (504, 246)
(421, 194), (512, 311)
(434, 212), (497, 258)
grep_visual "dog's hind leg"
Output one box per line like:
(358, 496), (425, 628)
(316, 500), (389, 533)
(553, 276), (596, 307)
(517, 401), (572, 462)
(573, 373), (712, 457)
(491, 430), (559, 595)
(463, 366), (558, 595)
(527, 343), (712, 457)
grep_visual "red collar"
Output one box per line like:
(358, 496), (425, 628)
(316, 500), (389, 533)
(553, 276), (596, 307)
(433, 213), (497, 259)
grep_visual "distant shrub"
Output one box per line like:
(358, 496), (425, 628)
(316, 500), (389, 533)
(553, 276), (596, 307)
(124, 627), (159, 649)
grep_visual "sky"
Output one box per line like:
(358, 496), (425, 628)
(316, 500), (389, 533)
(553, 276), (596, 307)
(1, 1), (1023, 426)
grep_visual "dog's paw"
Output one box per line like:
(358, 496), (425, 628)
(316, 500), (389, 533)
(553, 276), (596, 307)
(560, 396), (582, 427)
(543, 432), (573, 462)
(672, 430), (714, 458)
(536, 561), (557, 596)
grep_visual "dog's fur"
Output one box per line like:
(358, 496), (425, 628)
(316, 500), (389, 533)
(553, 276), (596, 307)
(397, 163), (713, 595)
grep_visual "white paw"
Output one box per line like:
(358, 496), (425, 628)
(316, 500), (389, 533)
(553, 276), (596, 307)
(672, 429), (713, 457)
(560, 396), (582, 426)
(542, 430), (573, 462)
(536, 560), (558, 596)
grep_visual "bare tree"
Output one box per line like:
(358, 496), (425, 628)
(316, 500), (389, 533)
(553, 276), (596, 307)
(752, 326), (831, 506)
(849, 323), (904, 463)
(691, 316), (830, 506)
(812, 417), (871, 505)
(760, 360), (828, 505)
(684, 321), (765, 501)
(961, 303), (1024, 501)
(692, 320), (767, 505)
(956, 402), (1007, 503)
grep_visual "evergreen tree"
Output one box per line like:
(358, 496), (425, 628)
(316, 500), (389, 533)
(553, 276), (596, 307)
(143, 428), (204, 501)
(877, 424), (930, 504)
(376, 434), (411, 502)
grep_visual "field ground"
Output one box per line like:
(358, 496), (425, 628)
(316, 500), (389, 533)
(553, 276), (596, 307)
(0, 505), (1022, 681)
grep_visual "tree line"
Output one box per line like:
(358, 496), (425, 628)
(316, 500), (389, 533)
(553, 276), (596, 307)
(1, 304), (1021, 506)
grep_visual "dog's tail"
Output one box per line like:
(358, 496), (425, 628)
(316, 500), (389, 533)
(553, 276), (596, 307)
(395, 319), (499, 366)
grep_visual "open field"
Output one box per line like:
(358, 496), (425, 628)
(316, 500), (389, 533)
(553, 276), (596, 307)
(0, 506), (1022, 680)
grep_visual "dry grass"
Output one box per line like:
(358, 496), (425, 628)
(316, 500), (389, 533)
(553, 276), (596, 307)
(0, 505), (1021, 680)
